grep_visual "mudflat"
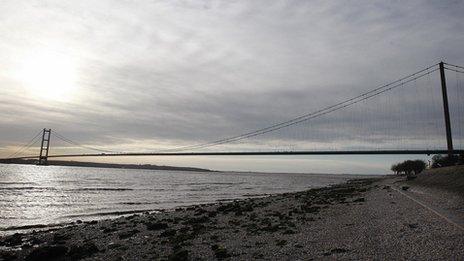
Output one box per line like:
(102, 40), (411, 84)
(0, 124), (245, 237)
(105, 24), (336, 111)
(1, 176), (463, 260)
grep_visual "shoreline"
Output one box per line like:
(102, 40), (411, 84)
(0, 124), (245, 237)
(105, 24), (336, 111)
(0, 172), (381, 237)
(1, 175), (462, 260)
(0, 161), (213, 173)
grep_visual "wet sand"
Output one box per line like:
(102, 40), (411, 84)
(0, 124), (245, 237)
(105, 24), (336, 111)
(1, 176), (463, 260)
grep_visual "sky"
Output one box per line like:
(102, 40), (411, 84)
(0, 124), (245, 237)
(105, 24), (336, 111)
(1, 0), (463, 174)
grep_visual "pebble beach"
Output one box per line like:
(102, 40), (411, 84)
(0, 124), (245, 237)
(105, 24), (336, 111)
(1, 174), (463, 260)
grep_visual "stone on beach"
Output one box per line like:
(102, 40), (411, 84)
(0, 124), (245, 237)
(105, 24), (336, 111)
(1, 171), (463, 260)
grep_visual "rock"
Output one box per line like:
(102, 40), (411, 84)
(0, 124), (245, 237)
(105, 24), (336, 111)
(30, 236), (43, 245)
(302, 205), (321, 214)
(173, 217), (182, 224)
(102, 227), (117, 233)
(107, 243), (122, 249)
(262, 223), (283, 233)
(2, 233), (22, 246)
(160, 229), (177, 237)
(184, 216), (209, 225)
(168, 249), (189, 261)
(228, 219), (241, 226)
(76, 220), (83, 224)
(331, 248), (349, 254)
(249, 213), (258, 221)
(276, 239), (287, 246)
(194, 208), (207, 216)
(208, 211), (218, 218)
(283, 229), (296, 235)
(126, 214), (137, 220)
(212, 244), (231, 259)
(118, 229), (140, 239)
(0, 251), (17, 261)
(145, 222), (169, 231)
(162, 218), (174, 223)
(217, 202), (253, 214)
(25, 245), (68, 261)
(170, 233), (195, 248)
(22, 242), (33, 249)
(408, 223), (419, 229)
(191, 223), (206, 233)
(68, 242), (99, 259)
(323, 248), (349, 256)
(353, 197), (365, 203)
(53, 233), (70, 243)
(402, 186), (410, 191)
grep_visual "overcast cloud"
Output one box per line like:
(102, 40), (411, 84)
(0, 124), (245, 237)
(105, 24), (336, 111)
(1, 1), (463, 173)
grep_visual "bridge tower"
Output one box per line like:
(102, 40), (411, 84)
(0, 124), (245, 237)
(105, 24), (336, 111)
(439, 62), (453, 158)
(38, 128), (51, 165)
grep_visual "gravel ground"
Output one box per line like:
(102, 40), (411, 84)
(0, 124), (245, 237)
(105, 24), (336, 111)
(0, 176), (463, 260)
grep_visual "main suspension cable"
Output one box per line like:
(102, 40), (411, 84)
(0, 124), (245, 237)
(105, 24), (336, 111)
(7, 130), (43, 158)
(160, 65), (440, 152)
(53, 131), (121, 154)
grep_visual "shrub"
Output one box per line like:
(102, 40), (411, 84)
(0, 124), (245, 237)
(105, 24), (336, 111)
(431, 154), (460, 168)
(391, 160), (426, 175)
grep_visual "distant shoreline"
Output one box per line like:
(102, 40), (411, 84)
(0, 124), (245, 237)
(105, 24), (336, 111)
(0, 159), (212, 172)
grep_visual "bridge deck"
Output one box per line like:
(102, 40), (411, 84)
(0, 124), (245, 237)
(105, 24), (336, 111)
(5, 150), (463, 160)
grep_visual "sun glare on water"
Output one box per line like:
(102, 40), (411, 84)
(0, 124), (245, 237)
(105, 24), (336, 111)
(17, 52), (78, 102)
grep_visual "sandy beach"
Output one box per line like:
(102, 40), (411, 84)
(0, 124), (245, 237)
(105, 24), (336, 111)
(1, 172), (463, 260)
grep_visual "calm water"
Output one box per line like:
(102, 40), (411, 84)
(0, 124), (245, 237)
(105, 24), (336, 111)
(0, 164), (373, 234)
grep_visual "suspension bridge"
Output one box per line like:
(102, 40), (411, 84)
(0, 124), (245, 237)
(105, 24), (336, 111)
(3, 61), (464, 165)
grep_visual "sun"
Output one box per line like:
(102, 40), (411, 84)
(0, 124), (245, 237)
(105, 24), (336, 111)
(17, 51), (78, 102)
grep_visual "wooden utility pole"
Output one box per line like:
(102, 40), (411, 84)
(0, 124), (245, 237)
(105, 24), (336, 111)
(439, 62), (453, 158)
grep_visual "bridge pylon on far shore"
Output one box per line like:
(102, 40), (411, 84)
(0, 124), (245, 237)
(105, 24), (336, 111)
(38, 129), (51, 165)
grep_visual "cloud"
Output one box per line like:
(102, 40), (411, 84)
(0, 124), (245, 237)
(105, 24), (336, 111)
(1, 0), (463, 172)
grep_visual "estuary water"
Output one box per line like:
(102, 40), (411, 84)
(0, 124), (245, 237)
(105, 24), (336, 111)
(0, 164), (373, 234)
